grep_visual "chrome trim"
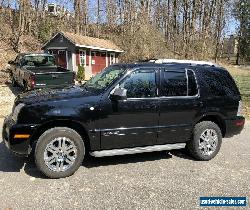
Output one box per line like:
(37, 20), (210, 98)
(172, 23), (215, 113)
(185, 69), (189, 96)
(158, 95), (198, 99)
(94, 124), (190, 132)
(90, 143), (186, 157)
(186, 68), (200, 96)
(126, 97), (159, 100)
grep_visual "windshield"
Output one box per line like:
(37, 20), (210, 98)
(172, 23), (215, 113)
(84, 66), (125, 91)
(22, 55), (56, 67)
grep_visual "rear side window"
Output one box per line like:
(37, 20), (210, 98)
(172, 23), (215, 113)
(201, 68), (240, 97)
(160, 71), (187, 96)
(187, 70), (198, 96)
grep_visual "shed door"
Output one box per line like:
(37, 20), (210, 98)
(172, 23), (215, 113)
(57, 50), (67, 69)
(48, 49), (67, 69)
(92, 51), (106, 75)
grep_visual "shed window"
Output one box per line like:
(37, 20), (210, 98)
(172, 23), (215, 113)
(110, 53), (115, 65)
(79, 50), (86, 66)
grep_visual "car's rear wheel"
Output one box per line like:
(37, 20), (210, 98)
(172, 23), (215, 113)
(187, 121), (222, 161)
(35, 127), (85, 178)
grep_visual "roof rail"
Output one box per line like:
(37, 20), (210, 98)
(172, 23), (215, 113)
(153, 59), (219, 67)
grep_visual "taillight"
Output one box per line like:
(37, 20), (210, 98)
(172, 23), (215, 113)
(30, 75), (35, 89)
(234, 119), (245, 126)
(237, 100), (243, 116)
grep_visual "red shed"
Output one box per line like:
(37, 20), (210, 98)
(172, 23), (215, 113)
(42, 32), (123, 79)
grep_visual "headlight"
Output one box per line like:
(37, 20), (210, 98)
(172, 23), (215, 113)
(12, 103), (25, 122)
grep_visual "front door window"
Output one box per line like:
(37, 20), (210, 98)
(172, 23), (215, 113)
(120, 70), (157, 98)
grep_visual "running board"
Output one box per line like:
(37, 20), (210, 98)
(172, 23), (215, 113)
(90, 143), (186, 157)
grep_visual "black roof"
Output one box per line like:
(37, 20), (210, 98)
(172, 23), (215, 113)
(112, 62), (222, 71)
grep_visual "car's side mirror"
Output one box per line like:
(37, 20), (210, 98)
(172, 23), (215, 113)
(8, 61), (15, 65)
(110, 87), (127, 101)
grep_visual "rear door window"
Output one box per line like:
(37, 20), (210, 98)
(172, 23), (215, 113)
(160, 69), (198, 97)
(160, 70), (187, 96)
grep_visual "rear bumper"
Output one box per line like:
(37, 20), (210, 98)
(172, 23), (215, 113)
(224, 116), (245, 138)
(2, 115), (38, 156)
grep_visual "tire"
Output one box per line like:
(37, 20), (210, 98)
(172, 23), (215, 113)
(35, 127), (85, 178)
(187, 121), (222, 161)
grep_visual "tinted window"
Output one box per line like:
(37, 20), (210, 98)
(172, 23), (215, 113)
(22, 55), (56, 67)
(120, 70), (156, 98)
(201, 68), (240, 97)
(160, 71), (187, 96)
(85, 66), (125, 90)
(188, 70), (198, 96)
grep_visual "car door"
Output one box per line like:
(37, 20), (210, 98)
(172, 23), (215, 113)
(98, 68), (160, 150)
(157, 67), (201, 144)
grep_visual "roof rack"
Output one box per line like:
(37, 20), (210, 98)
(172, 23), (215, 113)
(135, 58), (158, 63)
(153, 59), (219, 67)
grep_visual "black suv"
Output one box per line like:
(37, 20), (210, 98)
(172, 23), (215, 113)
(2, 62), (245, 178)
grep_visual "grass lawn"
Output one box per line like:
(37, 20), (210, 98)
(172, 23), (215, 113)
(223, 64), (250, 118)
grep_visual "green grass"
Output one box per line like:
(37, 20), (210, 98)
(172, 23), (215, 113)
(227, 67), (250, 118)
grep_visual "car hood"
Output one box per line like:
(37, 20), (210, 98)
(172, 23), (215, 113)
(15, 85), (98, 105)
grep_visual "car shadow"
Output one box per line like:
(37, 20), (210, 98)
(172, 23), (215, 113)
(82, 151), (173, 168)
(170, 149), (197, 161)
(0, 141), (26, 172)
(0, 140), (194, 179)
(0, 141), (46, 178)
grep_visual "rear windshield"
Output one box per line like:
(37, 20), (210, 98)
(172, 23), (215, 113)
(22, 55), (56, 67)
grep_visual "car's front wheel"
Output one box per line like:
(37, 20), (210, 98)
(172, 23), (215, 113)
(35, 127), (85, 178)
(187, 121), (222, 161)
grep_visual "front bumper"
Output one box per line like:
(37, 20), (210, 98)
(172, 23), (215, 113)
(2, 115), (38, 156)
(224, 116), (245, 138)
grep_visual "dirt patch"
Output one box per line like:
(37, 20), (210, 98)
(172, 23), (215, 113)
(0, 35), (42, 85)
(0, 85), (20, 118)
(0, 69), (11, 84)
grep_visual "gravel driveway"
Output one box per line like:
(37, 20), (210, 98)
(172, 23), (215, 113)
(0, 117), (249, 210)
